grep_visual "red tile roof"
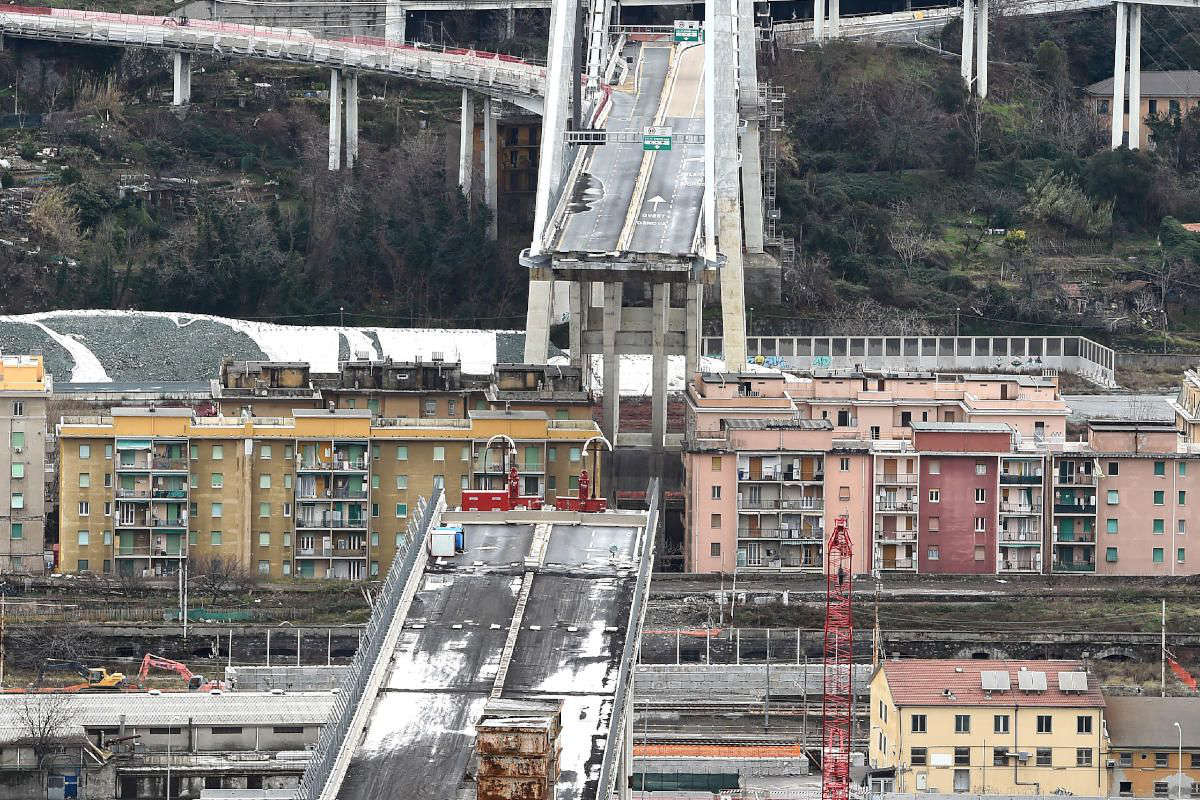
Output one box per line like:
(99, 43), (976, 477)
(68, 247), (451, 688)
(880, 659), (1105, 708)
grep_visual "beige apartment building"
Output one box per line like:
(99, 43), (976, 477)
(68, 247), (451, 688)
(1086, 70), (1200, 150)
(0, 354), (51, 573)
(57, 407), (605, 579)
(870, 659), (1108, 795)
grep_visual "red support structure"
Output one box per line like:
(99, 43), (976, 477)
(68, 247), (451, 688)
(821, 515), (853, 800)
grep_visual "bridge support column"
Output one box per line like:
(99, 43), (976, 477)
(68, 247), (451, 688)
(386, 2), (406, 42)
(650, 284), (669, 471)
(172, 52), (192, 106)
(738, 0), (765, 254)
(328, 69), (342, 171)
(975, 0), (988, 98)
(812, 0), (824, 42)
(344, 72), (359, 169)
(601, 282), (623, 444)
(685, 281), (701, 380)
(1111, 2), (1128, 148)
(459, 90), (475, 193)
(828, 0), (839, 37)
(1110, 2), (1142, 149)
(483, 96), (498, 240)
(505, 6), (516, 39)
(959, 0), (988, 96)
(960, 0), (974, 87)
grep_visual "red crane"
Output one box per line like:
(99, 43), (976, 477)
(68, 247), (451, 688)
(821, 515), (854, 800)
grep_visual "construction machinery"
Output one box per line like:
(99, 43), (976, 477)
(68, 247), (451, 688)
(137, 653), (223, 691)
(30, 659), (127, 692)
(821, 516), (853, 800)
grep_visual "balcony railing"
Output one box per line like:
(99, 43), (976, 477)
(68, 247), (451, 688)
(875, 473), (918, 485)
(1054, 503), (1097, 515)
(298, 489), (369, 500)
(999, 533), (1041, 544)
(116, 517), (150, 528)
(874, 529), (918, 542)
(476, 460), (543, 473)
(296, 515), (367, 529)
(999, 502), (1042, 514)
(879, 558), (916, 570)
(1000, 473), (1043, 484)
(876, 500), (916, 512)
(295, 547), (334, 557)
(116, 489), (150, 499)
(783, 471), (824, 483)
(151, 489), (188, 499)
(116, 547), (186, 557)
(151, 458), (189, 471)
(781, 558), (822, 569)
(116, 459), (151, 471)
(331, 547), (367, 558)
(999, 560), (1042, 572)
(1054, 561), (1097, 572)
(1055, 473), (1097, 486)
(738, 527), (824, 541)
(1055, 534), (1096, 544)
(738, 498), (824, 511)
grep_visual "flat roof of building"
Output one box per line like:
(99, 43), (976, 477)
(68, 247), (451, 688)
(725, 418), (833, 431)
(1065, 394), (1175, 424)
(1105, 696), (1200, 748)
(336, 513), (650, 800)
(909, 421), (1012, 433)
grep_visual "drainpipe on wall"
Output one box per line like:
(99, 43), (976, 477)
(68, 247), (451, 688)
(1013, 705), (1041, 794)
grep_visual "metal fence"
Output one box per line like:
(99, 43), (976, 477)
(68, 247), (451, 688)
(294, 487), (442, 800)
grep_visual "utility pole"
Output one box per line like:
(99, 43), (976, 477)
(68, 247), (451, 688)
(1, 593), (6, 688)
(1162, 598), (1167, 698)
(764, 628), (771, 729)
(340, 306), (345, 327)
(955, 306), (961, 337)
(872, 579), (882, 668)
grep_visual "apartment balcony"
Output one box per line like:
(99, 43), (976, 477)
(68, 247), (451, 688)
(999, 558), (1042, 573)
(875, 499), (916, 512)
(878, 558), (916, 571)
(115, 547), (186, 558)
(296, 515), (367, 530)
(476, 460), (544, 474)
(1000, 473), (1043, 485)
(1053, 503), (1097, 515)
(738, 527), (823, 541)
(1054, 534), (1096, 544)
(151, 457), (189, 472)
(1054, 560), (1097, 573)
(115, 488), (151, 499)
(874, 528), (918, 542)
(780, 558), (822, 570)
(297, 489), (368, 501)
(151, 489), (188, 499)
(782, 470), (824, 483)
(295, 547), (334, 558)
(738, 498), (824, 512)
(115, 516), (151, 529)
(998, 532), (1042, 545)
(330, 457), (368, 473)
(1054, 473), (1097, 486)
(297, 460), (335, 472)
(999, 502), (1042, 515)
(875, 473), (918, 485)
(116, 459), (152, 472)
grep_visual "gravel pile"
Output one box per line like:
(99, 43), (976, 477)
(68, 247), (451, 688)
(0, 320), (74, 378)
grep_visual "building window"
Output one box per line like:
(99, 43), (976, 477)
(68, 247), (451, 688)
(78, 473), (90, 488)
(1108, 490), (1120, 505)
(283, 503), (292, 517)
(840, 457), (850, 471)
(975, 488), (986, 503)
(928, 516), (940, 532)
(1191, 754), (1200, 768)
(954, 747), (970, 766)
(1108, 461), (1119, 476)
(459, 446), (470, 462)
(570, 447), (582, 462)
(911, 747), (927, 766)
(1076, 748), (1093, 767)
(711, 485), (721, 500)
(103, 502), (111, 517)
(974, 517), (986, 532)
(928, 459), (940, 475)
(212, 445), (223, 461)
(396, 475), (408, 490)
(710, 513), (721, 529)
(258, 561), (270, 575)
(929, 489), (940, 503)
(259, 503), (269, 518)
(1157, 752), (1170, 768)
(1107, 547), (1119, 562)
(8, 463), (21, 479)
(396, 503), (408, 518)
(211, 503), (222, 518)
(712, 456), (722, 470)
(1154, 547), (1165, 564)
(710, 542), (721, 558)
(370, 532), (380, 548)
(879, 701), (887, 721)
(73, 499), (83, 515)
(261, 445), (272, 460)
(371, 475), (380, 490)
(911, 714), (927, 733)
(928, 546), (940, 560)
(9, 432), (23, 449)
(212, 473), (223, 488)
(433, 475), (444, 490)
(870, 426), (880, 440)
(955, 714), (970, 733)
(10, 401), (21, 416)
(1181, 491), (1188, 506)
(1077, 715), (1092, 734)
(260, 475), (271, 489)
(211, 531), (222, 545)
(259, 532), (270, 547)
(397, 446), (408, 461)
(1037, 748), (1052, 766)
(1179, 548), (1187, 563)
(433, 446), (445, 462)
(1036, 715), (1052, 733)
(1155, 519), (1165, 534)
(9, 524), (21, 541)
(839, 486), (851, 501)
(372, 504), (379, 518)
(1155, 461), (1166, 476)
(1155, 491), (1165, 506)
(79, 444), (90, 459)
(1119, 752), (1133, 767)
(370, 561), (380, 576)
(1149, 98), (1159, 115)
(282, 562), (291, 576)
(975, 546), (985, 560)
(77, 560), (88, 572)
(975, 462), (987, 475)
(994, 747), (1008, 766)
(1156, 783), (1170, 798)
(104, 473), (111, 488)
(994, 714), (1009, 734)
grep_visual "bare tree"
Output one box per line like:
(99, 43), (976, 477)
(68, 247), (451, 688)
(888, 216), (933, 274)
(11, 623), (90, 670)
(14, 693), (75, 772)
(188, 554), (257, 607)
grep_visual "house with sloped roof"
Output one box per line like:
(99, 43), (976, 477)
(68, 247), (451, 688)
(869, 659), (1108, 796)
(1085, 70), (1200, 150)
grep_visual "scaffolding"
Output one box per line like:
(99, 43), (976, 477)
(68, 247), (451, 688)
(759, 83), (795, 269)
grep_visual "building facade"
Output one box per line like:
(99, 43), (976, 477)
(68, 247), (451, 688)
(57, 407), (604, 579)
(1085, 70), (1200, 150)
(1106, 696), (1200, 798)
(870, 659), (1108, 796)
(0, 354), (51, 573)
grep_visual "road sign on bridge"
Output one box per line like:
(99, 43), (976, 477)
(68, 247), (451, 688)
(673, 20), (703, 41)
(643, 126), (673, 151)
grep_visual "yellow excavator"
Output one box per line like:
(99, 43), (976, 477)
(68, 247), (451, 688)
(24, 659), (127, 692)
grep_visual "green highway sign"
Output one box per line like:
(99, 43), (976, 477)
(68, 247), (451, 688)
(673, 20), (702, 42)
(643, 126), (672, 151)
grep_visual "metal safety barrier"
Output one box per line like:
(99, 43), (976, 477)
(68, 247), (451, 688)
(293, 487), (443, 800)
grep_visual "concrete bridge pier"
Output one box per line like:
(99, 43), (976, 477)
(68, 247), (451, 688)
(172, 52), (192, 106)
(959, 0), (988, 97)
(327, 69), (358, 171)
(483, 96), (498, 240)
(1110, 1), (1142, 149)
(828, 0), (840, 37)
(387, 1), (407, 42)
(458, 89), (476, 193)
(738, 0), (765, 255)
(813, 0), (824, 42)
(601, 281), (623, 444)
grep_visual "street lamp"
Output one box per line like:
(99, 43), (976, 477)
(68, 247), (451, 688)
(1175, 721), (1184, 799)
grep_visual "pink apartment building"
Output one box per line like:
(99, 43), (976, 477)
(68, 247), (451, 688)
(683, 368), (1200, 577)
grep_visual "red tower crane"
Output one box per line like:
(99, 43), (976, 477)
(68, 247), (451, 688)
(821, 515), (854, 800)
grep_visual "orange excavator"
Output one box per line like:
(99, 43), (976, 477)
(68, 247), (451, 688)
(137, 654), (225, 691)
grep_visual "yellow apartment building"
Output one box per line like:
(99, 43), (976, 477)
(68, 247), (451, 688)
(870, 659), (1108, 796)
(57, 407), (605, 580)
(1107, 697), (1200, 797)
